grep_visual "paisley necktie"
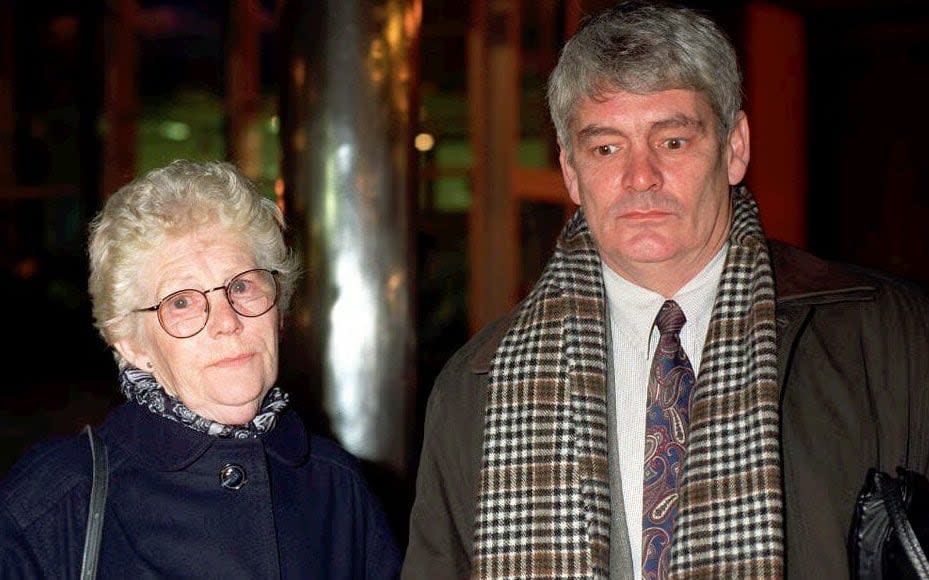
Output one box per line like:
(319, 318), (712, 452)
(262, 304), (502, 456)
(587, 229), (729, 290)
(642, 300), (695, 579)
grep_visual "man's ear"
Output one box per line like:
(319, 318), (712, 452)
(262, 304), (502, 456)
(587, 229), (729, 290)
(726, 111), (751, 185)
(558, 146), (582, 206)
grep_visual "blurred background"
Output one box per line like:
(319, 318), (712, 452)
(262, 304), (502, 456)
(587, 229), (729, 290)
(2, 0), (928, 550)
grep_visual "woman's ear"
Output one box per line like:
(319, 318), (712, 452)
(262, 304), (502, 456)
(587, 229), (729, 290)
(114, 336), (149, 371)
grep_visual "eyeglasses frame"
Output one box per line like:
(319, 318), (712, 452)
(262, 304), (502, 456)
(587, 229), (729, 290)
(133, 268), (280, 339)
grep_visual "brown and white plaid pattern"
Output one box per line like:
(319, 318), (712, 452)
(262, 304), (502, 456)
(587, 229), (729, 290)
(473, 187), (783, 578)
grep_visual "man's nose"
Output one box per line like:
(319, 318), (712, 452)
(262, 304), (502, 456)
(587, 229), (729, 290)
(622, 146), (662, 192)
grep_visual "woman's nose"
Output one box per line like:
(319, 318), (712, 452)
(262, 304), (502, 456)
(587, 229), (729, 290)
(206, 292), (244, 336)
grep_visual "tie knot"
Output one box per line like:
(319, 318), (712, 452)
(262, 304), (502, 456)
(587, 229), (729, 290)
(655, 300), (686, 336)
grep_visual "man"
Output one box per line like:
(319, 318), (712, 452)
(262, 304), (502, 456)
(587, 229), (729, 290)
(403, 1), (929, 578)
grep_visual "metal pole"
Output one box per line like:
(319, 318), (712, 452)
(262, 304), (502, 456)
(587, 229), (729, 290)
(280, 0), (420, 478)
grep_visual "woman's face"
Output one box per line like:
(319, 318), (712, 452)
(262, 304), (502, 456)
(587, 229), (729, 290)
(115, 225), (280, 425)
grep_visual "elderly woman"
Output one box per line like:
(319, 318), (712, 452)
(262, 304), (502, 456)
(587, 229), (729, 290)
(0, 160), (401, 578)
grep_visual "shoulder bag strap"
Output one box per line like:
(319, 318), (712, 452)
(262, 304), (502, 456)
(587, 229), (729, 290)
(80, 425), (108, 580)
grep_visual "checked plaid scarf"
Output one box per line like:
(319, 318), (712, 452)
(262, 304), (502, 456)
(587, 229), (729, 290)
(473, 187), (784, 578)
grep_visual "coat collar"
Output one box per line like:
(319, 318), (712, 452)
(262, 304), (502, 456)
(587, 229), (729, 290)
(102, 402), (309, 471)
(769, 240), (875, 304)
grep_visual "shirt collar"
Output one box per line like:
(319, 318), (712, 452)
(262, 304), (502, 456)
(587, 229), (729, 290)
(603, 242), (728, 347)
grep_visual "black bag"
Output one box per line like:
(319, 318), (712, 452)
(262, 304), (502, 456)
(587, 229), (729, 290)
(849, 467), (929, 579)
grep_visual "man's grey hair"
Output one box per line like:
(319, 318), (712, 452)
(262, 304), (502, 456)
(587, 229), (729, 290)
(88, 160), (298, 365)
(547, 0), (742, 149)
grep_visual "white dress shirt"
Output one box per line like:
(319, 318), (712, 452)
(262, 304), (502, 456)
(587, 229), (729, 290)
(602, 244), (728, 580)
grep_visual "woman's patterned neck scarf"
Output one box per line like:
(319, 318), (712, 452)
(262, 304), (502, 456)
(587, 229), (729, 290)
(119, 365), (289, 438)
(473, 187), (784, 578)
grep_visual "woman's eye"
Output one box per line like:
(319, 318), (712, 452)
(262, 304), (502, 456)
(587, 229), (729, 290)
(171, 296), (189, 310)
(230, 280), (250, 294)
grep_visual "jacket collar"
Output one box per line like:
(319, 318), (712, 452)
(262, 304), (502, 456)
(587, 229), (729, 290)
(769, 240), (875, 304)
(103, 402), (309, 471)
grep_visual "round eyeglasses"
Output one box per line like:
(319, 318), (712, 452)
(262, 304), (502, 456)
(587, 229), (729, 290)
(133, 268), (279, 339)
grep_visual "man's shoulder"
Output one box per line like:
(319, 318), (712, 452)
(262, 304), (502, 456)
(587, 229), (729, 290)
(440, 310), (517, 378)
(769, 240), (928, 306)
(425, 310), (519, 419)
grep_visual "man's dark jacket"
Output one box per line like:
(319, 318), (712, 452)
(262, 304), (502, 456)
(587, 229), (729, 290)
(402, 242), (929, 578)
(0, 402), (401, 579)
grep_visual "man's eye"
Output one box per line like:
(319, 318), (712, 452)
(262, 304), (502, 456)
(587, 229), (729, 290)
(595, 144), (618, 156)
(664, 138), (686, 150)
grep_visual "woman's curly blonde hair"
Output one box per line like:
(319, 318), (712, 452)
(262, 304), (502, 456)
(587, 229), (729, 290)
(87, 160), (298, 366)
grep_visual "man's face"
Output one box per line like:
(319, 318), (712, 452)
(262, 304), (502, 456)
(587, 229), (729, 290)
(559, 89), (749, 295)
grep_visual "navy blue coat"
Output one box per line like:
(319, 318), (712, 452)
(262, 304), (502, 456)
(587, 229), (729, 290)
(0, 402), (401, 579)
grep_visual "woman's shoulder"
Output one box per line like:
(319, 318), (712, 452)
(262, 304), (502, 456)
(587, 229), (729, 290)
(302, 434), (402, 575)
(307, 434), (366, 478)
(0, 431), (92, 529)
(302, 434), (391, 509)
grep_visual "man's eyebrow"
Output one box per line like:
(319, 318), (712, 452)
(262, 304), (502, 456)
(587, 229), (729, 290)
(651, 114), (705, 131)
(574, 114), (706, 143)
(575, 124), (625, 143)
